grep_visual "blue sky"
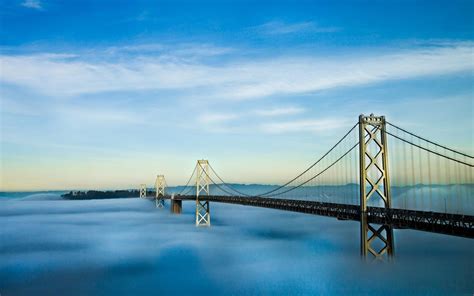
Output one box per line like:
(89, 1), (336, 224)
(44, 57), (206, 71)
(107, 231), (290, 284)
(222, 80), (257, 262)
(0, 0), (473, 190)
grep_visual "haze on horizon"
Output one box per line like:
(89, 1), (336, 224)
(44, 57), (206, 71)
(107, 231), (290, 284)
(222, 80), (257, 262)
(1, 0), (473, 191)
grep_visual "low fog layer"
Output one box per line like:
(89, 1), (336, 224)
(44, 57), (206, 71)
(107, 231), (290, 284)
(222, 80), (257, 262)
(1, 194), (473, 295)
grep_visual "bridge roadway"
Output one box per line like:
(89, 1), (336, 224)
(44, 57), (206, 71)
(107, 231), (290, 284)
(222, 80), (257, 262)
(163, 195), (474, 238)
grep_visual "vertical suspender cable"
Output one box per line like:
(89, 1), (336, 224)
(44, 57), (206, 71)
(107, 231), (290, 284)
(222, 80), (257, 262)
(418, 134), (424, 212)
(455, 150), (461, 214)
(410, 134), (416, 210)
(427, 142), (433, 212)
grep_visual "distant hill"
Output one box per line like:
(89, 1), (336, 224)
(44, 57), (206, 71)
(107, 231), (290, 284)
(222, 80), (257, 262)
(61, 184), (359, 200)
(62, 190), (140, 200)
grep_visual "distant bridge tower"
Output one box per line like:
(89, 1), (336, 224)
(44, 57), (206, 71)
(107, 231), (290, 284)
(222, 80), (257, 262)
(139, 184), (147, 199)
(196, 159), (211, 227)
(155, 175), (166, 208)
(359, 114), (394, 260)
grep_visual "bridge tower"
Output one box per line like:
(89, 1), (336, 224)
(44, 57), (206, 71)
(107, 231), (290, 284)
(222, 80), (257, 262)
(155, 175), (166, 208)
(139, 184), (147, 199)
(196, 159), (211, 227)
(359, 114), (394, 260)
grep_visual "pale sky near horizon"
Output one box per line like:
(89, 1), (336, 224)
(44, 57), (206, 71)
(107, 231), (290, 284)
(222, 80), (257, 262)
(0, 0), (473, 191)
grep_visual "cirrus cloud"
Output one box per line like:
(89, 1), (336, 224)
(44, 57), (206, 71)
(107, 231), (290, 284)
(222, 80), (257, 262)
(0, 42), (472, 100)
(254, 21), (340, 35)
(21, 0), (42, 10)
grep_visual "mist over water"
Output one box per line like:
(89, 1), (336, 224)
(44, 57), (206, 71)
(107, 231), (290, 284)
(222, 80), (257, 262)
(0, 193), (473, 295)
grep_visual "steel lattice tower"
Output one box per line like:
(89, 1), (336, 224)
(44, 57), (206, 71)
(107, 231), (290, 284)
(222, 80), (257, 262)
(155, 175), (166, 208)
(196, 160), (211, 226)
(139, 184), (147, 199)
(359, 114), (394, 260)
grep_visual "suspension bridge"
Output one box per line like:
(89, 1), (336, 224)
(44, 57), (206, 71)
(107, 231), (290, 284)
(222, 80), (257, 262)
(141, 114), (473, 260)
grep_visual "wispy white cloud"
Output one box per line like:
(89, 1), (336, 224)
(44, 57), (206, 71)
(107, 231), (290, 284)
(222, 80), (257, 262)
(103, 43), (233, 57)
(21, 0), (42, 10)
(260, 118), (348, 134)
(56, 106), (144, 125)
(254, 107), (305, 117)
(172, 44), (234, 57)
(254, 21), (340, 35)
(192, 106), (308, 135)
(0, 42), (472, 100)
(198, 113), (240, 124)
(197, 106), (305, 125)
(106, 43), (165, 53)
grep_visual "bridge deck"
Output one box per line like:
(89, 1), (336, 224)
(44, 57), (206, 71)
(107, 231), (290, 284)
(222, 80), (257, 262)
(165, 195), (474, 238)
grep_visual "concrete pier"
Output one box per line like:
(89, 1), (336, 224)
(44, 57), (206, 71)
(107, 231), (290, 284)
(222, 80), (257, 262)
(170, 196), (182, 214)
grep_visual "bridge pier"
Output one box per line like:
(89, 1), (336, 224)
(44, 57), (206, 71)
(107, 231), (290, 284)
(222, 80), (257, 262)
(196, 159), (211, 226)
(170, 194), (182, 214)
(359, 114), (394, 260)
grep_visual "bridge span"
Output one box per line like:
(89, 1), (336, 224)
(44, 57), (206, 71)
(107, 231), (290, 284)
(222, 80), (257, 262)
(163, 195), (474, 238)
(144, 114), (474, 260)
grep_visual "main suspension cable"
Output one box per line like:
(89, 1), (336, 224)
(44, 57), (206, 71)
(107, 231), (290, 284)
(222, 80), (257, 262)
(258, 122), (359, 197)
(204, 122), (368, 198)
(265, 142), (359, 197)
(177, 165), (197, 195)
(374, 125), (474, 167)
(208, 164), (252, 197)
(387, 121), (473, 159)
(197, 163), (243, 196)
(196, 123), (360, 198)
